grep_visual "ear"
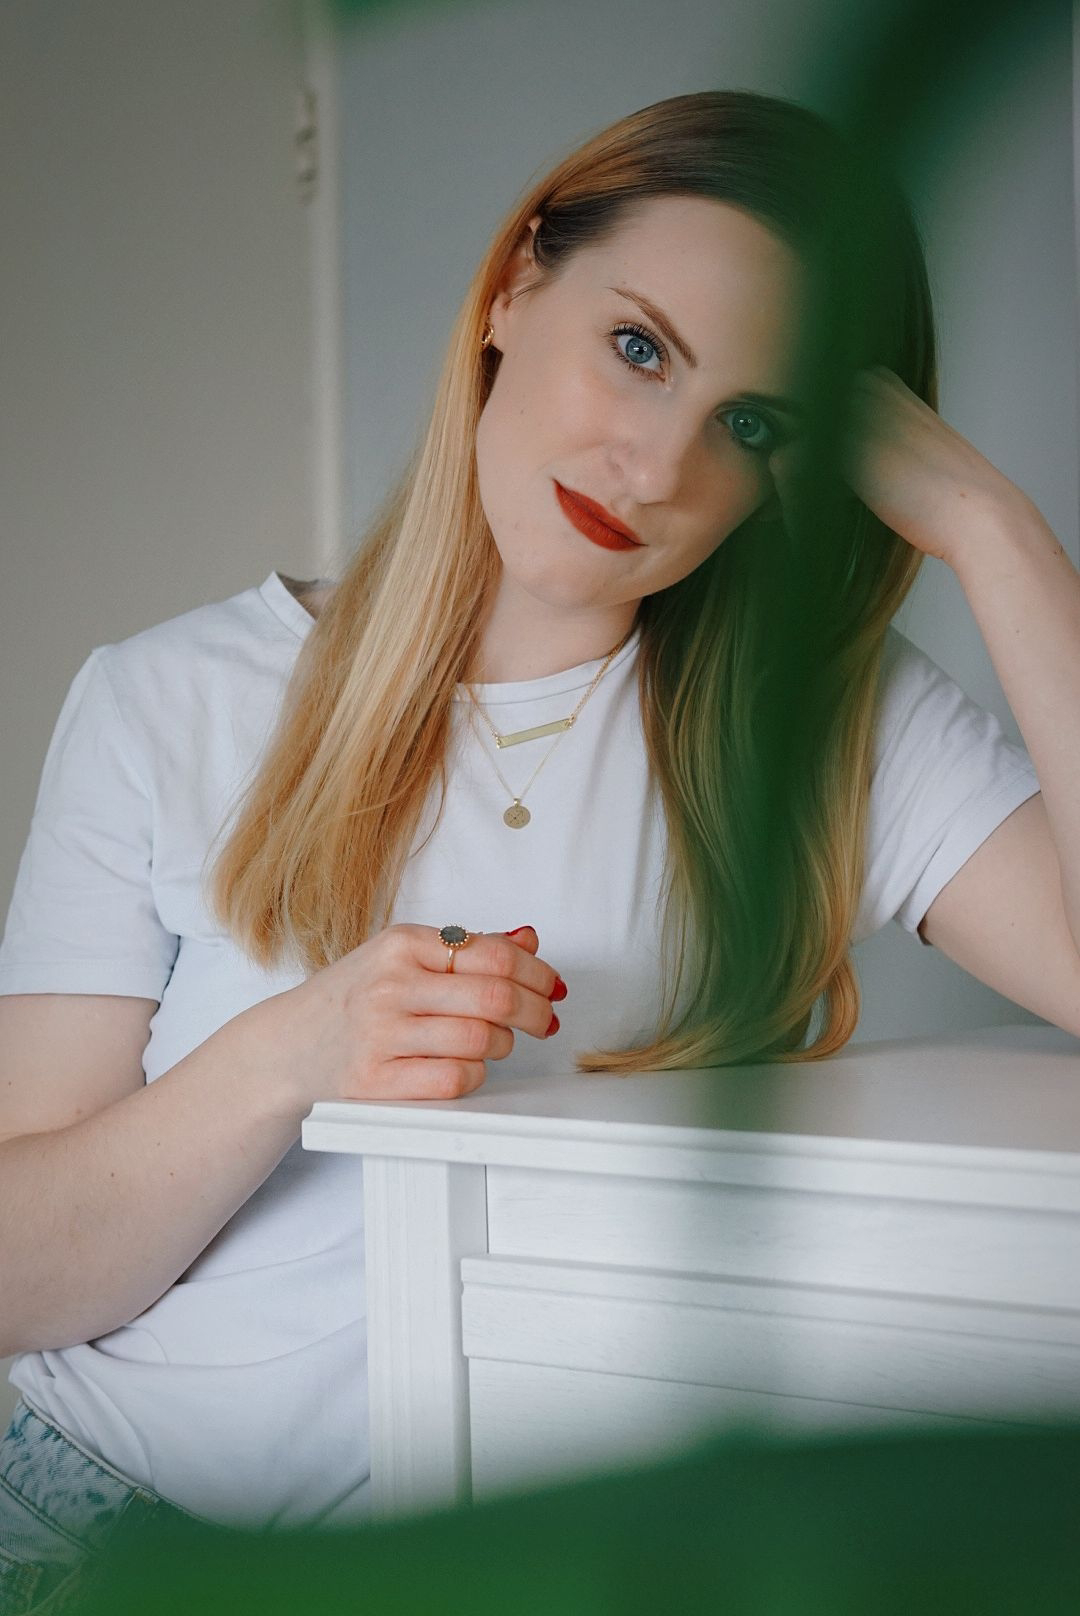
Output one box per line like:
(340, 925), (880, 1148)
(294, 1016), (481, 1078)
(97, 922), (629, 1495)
(487, 215), (542, 353)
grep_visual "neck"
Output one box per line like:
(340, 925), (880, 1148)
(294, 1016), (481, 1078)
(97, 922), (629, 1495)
(464, 579), (640, 685)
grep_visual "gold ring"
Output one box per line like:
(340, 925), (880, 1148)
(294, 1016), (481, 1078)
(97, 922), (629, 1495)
(438, 924), (474, 973)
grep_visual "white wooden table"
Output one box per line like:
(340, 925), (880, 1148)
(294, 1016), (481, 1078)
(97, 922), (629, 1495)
(301, 1022), (1080, 1519)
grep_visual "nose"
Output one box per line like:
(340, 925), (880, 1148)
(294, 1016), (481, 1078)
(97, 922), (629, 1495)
(608, 406), (703, 507)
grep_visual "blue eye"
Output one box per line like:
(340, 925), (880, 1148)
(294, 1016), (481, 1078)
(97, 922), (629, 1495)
(610, 323), (665, 376)
(610, 321), (782, 456)
(720, 406), (776, 454)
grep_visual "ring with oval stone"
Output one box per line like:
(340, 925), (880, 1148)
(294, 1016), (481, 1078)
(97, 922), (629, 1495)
(438, 924), (475, 973)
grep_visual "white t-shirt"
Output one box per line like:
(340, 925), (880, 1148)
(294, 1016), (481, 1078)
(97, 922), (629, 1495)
(0, 571), (1041, 1528)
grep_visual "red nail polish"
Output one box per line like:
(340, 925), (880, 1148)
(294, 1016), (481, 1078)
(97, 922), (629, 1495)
(551, 976), (567, 1002)
(546, 1011), (560, 1037)
(505, 926), (532, 937)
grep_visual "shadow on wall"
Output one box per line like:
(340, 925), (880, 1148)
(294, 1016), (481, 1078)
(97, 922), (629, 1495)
(0, 1370), (19, 1430)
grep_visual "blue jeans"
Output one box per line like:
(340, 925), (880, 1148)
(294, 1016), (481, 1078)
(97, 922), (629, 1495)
(0, 1398), (199, 1615)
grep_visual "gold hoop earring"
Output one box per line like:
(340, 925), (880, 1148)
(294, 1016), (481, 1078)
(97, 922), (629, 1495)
(480, 321), (494, 350)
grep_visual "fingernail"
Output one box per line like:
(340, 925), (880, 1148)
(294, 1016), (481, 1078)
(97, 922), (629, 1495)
(545, 1011), (560, 1037)
(505, 926), (533, 937)
(551, 976), (567, 1002)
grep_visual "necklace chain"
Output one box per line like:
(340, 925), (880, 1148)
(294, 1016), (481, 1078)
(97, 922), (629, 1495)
(462, 631), (632, 827)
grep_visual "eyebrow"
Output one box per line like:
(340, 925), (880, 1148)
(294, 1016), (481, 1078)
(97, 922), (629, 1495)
(608, 283), (807, 421)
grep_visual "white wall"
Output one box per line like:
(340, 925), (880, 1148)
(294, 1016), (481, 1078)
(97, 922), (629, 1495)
(0, 0), (324, 1427)
(0, 0), (324, 920)
(336, 0), (1077, 1045)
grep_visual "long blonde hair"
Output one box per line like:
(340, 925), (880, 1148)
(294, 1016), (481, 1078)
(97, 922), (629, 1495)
(209, 90), (935, 1069)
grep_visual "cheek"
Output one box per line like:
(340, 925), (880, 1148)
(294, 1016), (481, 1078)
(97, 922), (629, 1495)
(668, 458), (772, 576)
(474, 393), (499, 478)
(698, 453), (769, 533)
(474, 396), (521, 545)
(478, 355), (614, 486)
(557, 358), (616, 433)
(475, 370), (535, 501)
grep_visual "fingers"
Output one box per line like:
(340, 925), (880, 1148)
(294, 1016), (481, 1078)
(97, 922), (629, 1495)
(410, 968), (556, 1041)
(385, 923), (564, 1043)
(301, 923), (564, 1110)
(381, 1057), (489, 1101)
(390, 1013), (515, 1063)
(403, 923), (563, 1005)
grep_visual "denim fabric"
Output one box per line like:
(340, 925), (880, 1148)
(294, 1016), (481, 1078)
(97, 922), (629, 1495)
(0, 1399), (198, 1615)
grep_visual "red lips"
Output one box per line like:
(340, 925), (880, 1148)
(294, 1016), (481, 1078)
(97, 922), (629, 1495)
(554, 482), (643, 550)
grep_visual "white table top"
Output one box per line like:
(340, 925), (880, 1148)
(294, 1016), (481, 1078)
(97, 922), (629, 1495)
(301, 1023), (1080, 1186)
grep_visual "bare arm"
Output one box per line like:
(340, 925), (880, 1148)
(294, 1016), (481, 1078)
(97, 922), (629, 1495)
(0, 923), (561, 1359)
(0, 993), (309, 1357)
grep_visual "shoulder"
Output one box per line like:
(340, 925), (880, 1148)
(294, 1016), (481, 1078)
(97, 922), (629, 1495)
(871, 623), (964, 762)
(869, 620), (1034, 799)
(100, 574), (302, 692)
(88, 575), (308, 773)
(876, 621), (941, 690)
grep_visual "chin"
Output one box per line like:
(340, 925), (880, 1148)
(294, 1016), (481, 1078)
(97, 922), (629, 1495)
(508, 550), (607, 601)
(518, 569), (602, 607)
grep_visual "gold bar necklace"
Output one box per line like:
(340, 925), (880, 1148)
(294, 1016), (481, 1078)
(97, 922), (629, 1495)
(494, 717), (574, 748)
(461, 627), (632, 827)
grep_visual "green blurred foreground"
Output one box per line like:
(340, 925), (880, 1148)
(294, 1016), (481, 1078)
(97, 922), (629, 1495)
(76, 1423), (1079, 1614)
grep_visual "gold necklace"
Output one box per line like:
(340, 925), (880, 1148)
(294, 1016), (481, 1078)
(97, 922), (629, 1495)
(462, 631), (632, 828)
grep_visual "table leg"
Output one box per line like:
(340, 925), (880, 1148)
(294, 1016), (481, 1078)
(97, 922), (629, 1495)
(363, 1155), (488, 1518)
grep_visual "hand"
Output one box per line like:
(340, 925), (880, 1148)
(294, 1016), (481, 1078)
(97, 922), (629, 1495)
(834, 365), (1028, 566)
(252, 923), (564, 1110)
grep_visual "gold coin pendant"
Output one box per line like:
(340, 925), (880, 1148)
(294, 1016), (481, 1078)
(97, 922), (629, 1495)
(503, 802), (531, 829)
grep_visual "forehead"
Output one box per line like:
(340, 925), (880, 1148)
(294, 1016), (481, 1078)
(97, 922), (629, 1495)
(560, 195), (804, 376)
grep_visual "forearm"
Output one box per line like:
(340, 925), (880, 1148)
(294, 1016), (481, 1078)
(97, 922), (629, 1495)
(950, 492), (1080, 950)
(0, 1003), (310, 1357)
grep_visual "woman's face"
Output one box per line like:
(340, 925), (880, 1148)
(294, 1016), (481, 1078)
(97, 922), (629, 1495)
(475, 194), (806, 612)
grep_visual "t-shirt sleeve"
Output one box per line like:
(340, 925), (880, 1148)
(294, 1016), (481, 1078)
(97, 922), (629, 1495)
(853, 626), (1042, 947)
(0, 647), (180, 999)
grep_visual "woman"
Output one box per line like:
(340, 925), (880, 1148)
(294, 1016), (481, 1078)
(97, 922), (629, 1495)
(2, 87), (1074, 1608)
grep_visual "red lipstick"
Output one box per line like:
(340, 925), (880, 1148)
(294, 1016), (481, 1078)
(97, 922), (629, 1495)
(554, 482), (642, 551)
